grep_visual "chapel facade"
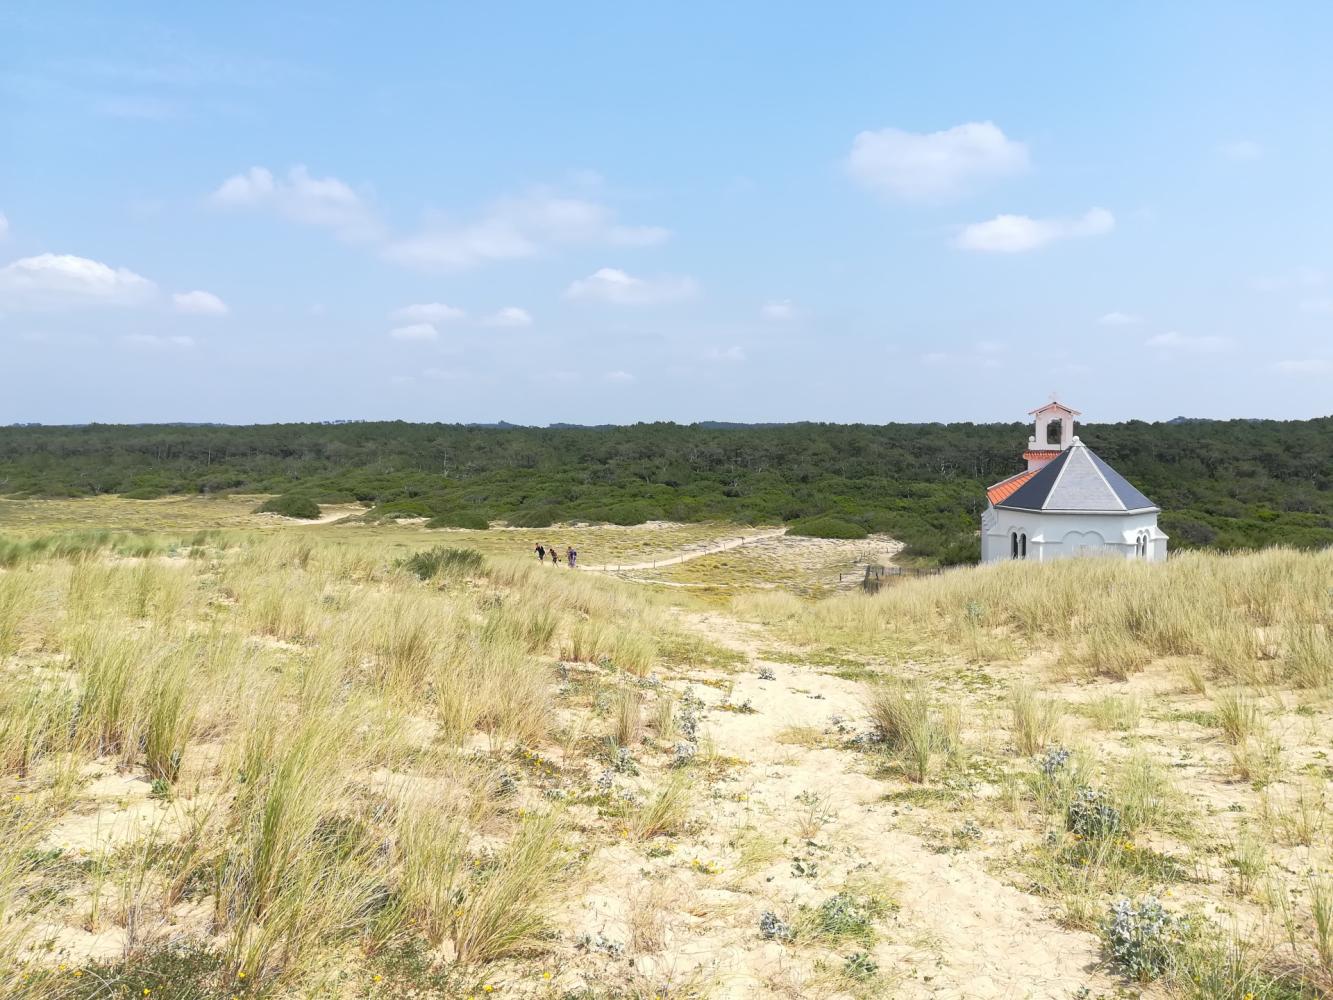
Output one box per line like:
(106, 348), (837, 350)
(980, 401), (1168, 563)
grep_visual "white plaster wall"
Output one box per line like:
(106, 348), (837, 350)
(982, 508), (1167, 564)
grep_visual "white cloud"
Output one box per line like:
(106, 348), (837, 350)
(1098, 311), (1141, 326)
(761, 299), (796, 321)
(1219, 139), (1263, 161)
(955, 207), (1114, 253)
(603, 370), (636, 383)
(481, 306), (533, 327)
(705, 345), (746, 362)
(0, 212), (8, 240)
(0, 253), (156, 308)
(172, 290), (229, 316)
(122, 333), (194, 350)
(211, 165), (382, 241)
(391, 302), (465, 324)
(384, 189), (668, 271)
(846, 121), (1029, 201)
(389, 322), (439, 341)
(1298, 297), (1333, 315)
(1145, 331), (1232, 354)
(564, 267), (698, 305)
(1270, 359), (1333, 376)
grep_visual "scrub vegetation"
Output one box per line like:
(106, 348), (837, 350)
(3, 416), (1331, 563)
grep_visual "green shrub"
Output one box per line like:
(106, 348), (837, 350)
(601, 502), (661, 526)
(256, 494), (322, 519)
(506, 508), (561, 528)
(786, 516), (868, 540)
(426, 511), (490, 530)
(369, 499), (438, 521)
(400, 546), (484, 580)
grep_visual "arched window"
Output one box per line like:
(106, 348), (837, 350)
(1011, 531), (1018, 559)
(1020, 533), (1027, 559)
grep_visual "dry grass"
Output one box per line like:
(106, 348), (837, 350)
(0, 529), (680, 995)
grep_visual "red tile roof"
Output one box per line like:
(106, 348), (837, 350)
(987, 469), (1038, 505)
(1023, 449), (1060, 461)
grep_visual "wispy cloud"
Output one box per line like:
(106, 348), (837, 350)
(122, 333), (195, 350)
(955, 208), (1114, 253)
(1145, 331), (1232, 354)
(94, 95), (180, 120)
(760, 299), (797, 321)
(392, 302), (465, 324)
(1250, 267), (1323, 292)
(173, 290), (228, 315)
(211, 165), (383, 241)
(920, 342), (1006, 369)
(1098, 311), (1141, 326)
(481, 306), (533, 327)
(1219, 139), (1264, 161)
(0, 253), (157, 309)
(847, 121), (1028, 201)
(389, 323), (439, 341)
(1270, 358), (1333, 376)
(603, 370), (636, 383)
(705, 345), (746, 362)
(565, 267), (698, 305)
(383, 189), (668, 271)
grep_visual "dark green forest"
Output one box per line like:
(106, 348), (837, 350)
(1, 418), (1330, 564)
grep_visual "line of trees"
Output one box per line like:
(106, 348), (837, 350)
(2, 417), (1329, 563)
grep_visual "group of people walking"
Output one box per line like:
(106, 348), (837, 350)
(535, 542), (577, 568)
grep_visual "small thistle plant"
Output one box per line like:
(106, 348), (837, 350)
(1067, 785), (1122, 838)
(1102, 895), (1186, 981)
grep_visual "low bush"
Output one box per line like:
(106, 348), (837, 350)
(786, 516), (868, 540)
(400, 546), (484, 580)
(426, 510), (490, 530)
(256, 494), (322, 519)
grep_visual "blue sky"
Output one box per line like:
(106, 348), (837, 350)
(2, 3), (1331, 425)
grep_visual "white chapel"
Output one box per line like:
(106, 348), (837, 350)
(980, 401), (1168, 563)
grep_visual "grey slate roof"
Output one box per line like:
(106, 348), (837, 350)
(995, 441), (1158, 513)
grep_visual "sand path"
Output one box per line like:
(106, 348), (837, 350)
(578, 528), (788, 572)
(674, 609), (1114, 999)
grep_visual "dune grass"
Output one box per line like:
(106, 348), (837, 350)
(0, 530), (686, 996)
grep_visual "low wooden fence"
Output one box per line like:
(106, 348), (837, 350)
(842, 564), (943, 594)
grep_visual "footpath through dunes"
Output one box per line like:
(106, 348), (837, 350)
(659, 609), (1117, 1000)
(579, 529), (789, 572)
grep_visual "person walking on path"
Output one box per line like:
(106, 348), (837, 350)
(566, 546), (577, 569)
(535, 543), (546, 562)
(548, 544), (560, 565)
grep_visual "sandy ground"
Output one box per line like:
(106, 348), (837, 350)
(580, 529), (789, 572)
(591, 609), (1119, 999)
